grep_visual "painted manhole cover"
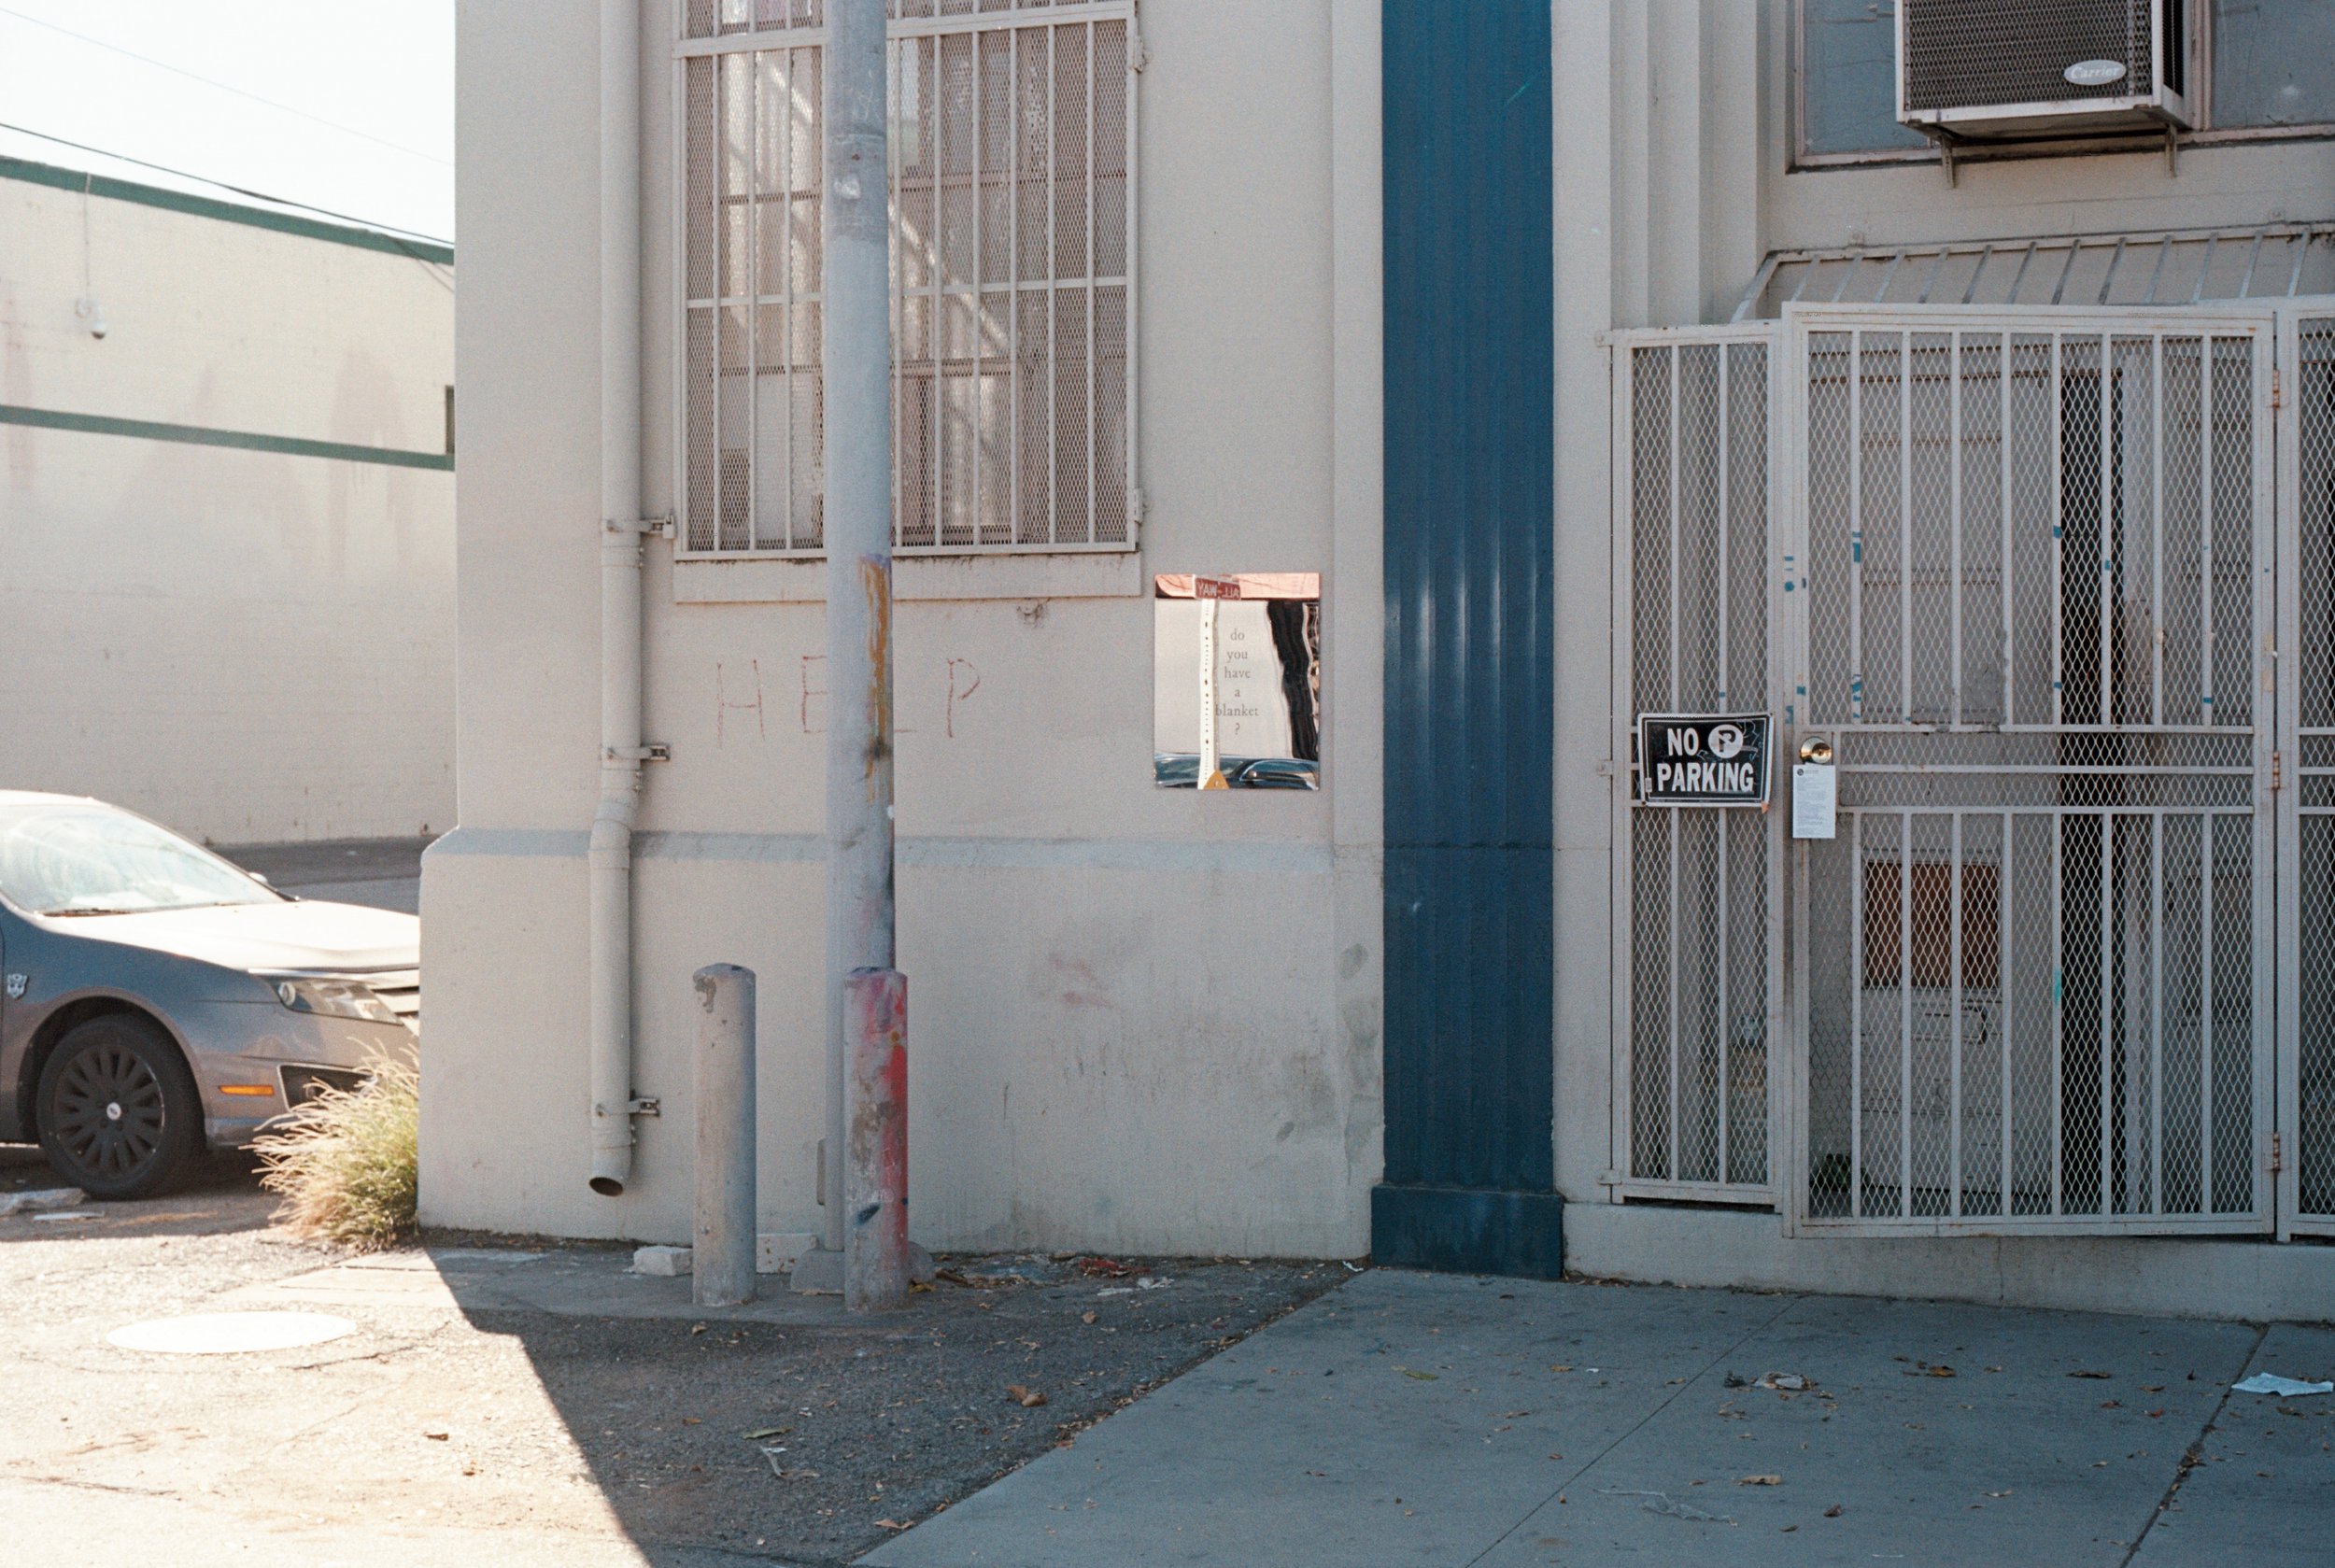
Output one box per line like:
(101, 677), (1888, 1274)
(106, 1311), (357, 1354)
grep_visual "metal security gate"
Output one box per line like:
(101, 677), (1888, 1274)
(1609, 328), (1783, 1203)
(2280, 307), (2335, 1235)
(1782, 306), (2277, 1236)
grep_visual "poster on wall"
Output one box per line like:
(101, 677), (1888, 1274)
(1153, 573), (1322, 790)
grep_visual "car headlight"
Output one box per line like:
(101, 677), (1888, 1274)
(265, 975), (402, 1026)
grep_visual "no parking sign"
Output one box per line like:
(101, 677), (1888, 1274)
(1635, 713), (1771, 807)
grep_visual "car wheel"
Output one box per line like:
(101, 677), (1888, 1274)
(35, 1014), (204, 1199)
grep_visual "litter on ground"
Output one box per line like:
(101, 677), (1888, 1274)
(2231, 1373), (2334, 1397)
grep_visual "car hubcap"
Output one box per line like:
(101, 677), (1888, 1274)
(53, 1044), (164, 1181)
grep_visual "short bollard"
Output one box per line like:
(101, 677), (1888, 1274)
(693, 964), (756, 1307)
(843, 967), (908, 1312)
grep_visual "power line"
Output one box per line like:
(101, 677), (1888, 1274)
(0, 120), (453, 249)
(0, 5), (451, 168)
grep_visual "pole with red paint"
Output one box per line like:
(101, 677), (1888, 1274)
(843, 967), (909, 1310)
(808, 0), (906, 1310)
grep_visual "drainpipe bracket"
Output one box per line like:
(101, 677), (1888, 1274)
(628, 1097), (662, 1118)
(607, 515), (675, 539)
(605, 744), (672, 763)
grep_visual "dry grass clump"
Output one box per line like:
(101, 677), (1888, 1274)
(253, 1056), (418, 1250)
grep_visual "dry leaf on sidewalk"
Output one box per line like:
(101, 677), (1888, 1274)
(1737, 1475), (1783, 1486)
(1007, 1384), (1047, 1407)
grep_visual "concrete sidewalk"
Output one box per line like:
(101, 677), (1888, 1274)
(864, 1270), (2335, 1567)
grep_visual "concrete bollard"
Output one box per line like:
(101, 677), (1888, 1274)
(842, 967), (908, 1312)
(693, 964), (757, 1307)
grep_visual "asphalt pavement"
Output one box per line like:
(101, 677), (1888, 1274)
(5, 1165), (2329, 1566)
(219, 835), (431, 914)
(0, 1162), (1344, 1566)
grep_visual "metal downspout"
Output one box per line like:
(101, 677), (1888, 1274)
(590, 0), (645, 1197)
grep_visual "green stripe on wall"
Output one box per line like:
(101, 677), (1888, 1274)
(0, 404), (455, 472)
(0, 155), (455, 267)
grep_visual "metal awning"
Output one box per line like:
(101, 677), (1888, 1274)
(1733, 222), (2335, 321)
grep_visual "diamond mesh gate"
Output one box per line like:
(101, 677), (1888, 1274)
(1609, 328), (1781, 1203)
(2282, 308), (2335, 1235)
(1785, 307), (2276, 1236)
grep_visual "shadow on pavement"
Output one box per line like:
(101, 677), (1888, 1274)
(2, 1143), (1350, 1568)
(422, 1249), (1351, 1564)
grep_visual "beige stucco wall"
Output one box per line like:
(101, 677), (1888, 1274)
(0, 173), (455, 843)
(424, 0), (1384, 1254)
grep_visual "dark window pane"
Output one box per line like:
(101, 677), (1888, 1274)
(2213, 1), (2335, 127)
(1804, 0), (1930, 155)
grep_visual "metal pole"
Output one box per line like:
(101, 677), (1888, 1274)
(844, 967), (909, 1310)
(693, 964), (756, 1307)
(821, 0), (896, 1275)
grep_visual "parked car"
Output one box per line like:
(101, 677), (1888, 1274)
(0, 791), (419, 1197)
(1152, 753), (1321, 790)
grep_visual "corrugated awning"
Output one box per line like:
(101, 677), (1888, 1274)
(1734, 222), (2335, 321)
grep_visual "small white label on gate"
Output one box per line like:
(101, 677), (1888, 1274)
(1791, 764), (1836, 841)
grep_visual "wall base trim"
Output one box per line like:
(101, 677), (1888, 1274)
(1566, 1201), (2335, 1322)
(1370, 1183), (1564, 1278)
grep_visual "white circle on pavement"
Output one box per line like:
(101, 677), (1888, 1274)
(106, 1311), (356, 1355)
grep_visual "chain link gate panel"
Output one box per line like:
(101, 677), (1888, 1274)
(2281, 305), (2335, 1236)
(1783, 307), (2277, 1236)
(1609, 329), (1783, 1204)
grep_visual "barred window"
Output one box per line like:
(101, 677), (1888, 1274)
(679, 0), (1139, 556)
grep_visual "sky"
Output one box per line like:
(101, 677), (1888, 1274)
(0, 1), (455, 244)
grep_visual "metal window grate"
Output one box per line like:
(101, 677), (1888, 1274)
(1734, 225), (2335, 322)
(1612, 332), (1778, 1202)
(1795, 316), (2271, 1235)
(677, 0), (1138, 556)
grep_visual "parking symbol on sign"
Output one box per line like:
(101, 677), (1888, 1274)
(1635, 712), (1771, 807)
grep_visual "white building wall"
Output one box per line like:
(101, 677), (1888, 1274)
(0, 169), (455, 843)
(424, 0), (1384, 1255)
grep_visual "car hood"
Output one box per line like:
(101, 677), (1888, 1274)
(52, 899), (420, 974)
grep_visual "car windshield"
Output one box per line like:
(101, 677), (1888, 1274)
(0, 802), (278, 916)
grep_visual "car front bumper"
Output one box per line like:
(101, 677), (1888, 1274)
(172, 998), (417, 1150)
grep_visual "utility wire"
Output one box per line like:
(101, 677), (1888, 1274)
(0, 120), (452, 249)
(0, 5), (451, 167)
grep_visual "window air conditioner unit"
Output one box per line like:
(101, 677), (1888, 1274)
(1897, 0), (2193, 146)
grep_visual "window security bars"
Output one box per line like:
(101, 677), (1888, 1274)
(1736, 226), (2335, 322)
(678, 0), (1138, 555)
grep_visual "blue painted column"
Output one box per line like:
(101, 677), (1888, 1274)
(1373, 0), (1559, 1277)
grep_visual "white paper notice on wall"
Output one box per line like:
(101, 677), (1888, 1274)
(1790, 764), (1836, 841)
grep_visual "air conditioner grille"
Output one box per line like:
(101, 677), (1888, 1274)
(1903, 0), (2155, 112)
